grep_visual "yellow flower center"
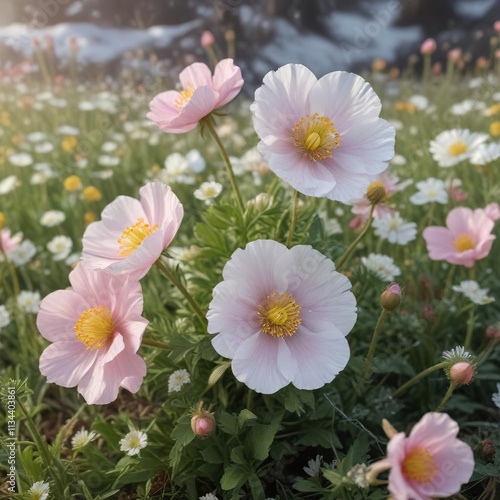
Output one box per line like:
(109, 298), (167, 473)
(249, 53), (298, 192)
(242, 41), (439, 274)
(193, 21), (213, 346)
(448, 141), (467, 156)
(75, 305), (114, 349)
(453, 234), (474, 252)
(258, 292), (301, 338)
(402, 448), (438, 483)
(292, 113), (340, 162)
(117, 218), (158, 257)
(175, 84), (195, 109)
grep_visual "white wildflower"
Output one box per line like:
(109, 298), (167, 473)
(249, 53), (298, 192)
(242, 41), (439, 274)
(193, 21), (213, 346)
(71, 427), (98, 449)
(168, 369), (191, 393)
(409, 177), (448, 205)
(452, 280), (495, 305)
(40, 210), (65, 227)
(47, 235), (73, 261)
(361, 253), (401, 281)
(119, 429), (148, 456)
(194, 182), (223, 203)
(373, 212), (417, 245)
(17, 291), (41, 314)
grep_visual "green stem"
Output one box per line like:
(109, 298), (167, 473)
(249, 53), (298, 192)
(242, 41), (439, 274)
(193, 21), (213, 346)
(285, 190), (299, 248)
(203, 116), (244, 212)
(436, 382), (457, 412)
(141, 337), (173, 350)
(155, 260), (207, 327)
(355, 309), (389, 391)
(463, 267), (477, 351)
(336, 204), (375, 271)
(0, 247), (20, 298)
(392, 361), (448, 398)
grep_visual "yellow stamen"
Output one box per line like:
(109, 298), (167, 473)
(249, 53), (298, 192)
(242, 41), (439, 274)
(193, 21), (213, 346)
(453, 234), (474, 252)
(402, 448), (438, 483)
(292, 113), (340, 162)
(448, 141), (467, 157)
(117, 218), (158, 257)
(175, 84), (195, 109)
(258, 292), (301, 338)
(75, 305), (114, 349)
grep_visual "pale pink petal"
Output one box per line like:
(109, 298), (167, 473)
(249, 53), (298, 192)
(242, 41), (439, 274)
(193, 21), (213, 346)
(116, 319), (148, 353)
(147, 90), (182, 126)
(231, 332), (289, 394)
(445, 207), (473, 236)
(422, 227), (455, 260)
(179, 62), (212, 89)
(286, 326), (349, 390)
(37, 290), (86, 342)
(323, 168), (373, 204)
(212, 58), (244, 107)
(40, 341), (98, 387)
(100, 333), (125, 364)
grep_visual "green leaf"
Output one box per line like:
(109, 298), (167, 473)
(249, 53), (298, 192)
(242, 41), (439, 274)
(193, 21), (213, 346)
(246, 413), (282, 461)
(471, 462), (499, 480)
(230, 446), (246, 465)
(220, 464), (248, 490)
(218, 412), (239, 436)
(322, 469), (343, 485)
(293, 479), (323, 492)
(201, 445), (225, 464)
(238, 409), (258, 428)
(296, 428), (333, 448)
(247, 472), (265, 500)
(18, 446), (43, 482)
(341, 434), (369, 471)
(169, 414), (196, 470)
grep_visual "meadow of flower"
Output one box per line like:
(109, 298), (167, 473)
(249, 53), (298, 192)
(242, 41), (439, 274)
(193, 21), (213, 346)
(0, 36), (500, 500)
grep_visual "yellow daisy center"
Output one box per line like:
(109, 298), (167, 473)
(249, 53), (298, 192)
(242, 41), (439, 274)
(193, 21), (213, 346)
(292, 113), (340, 162)
(402, 448), (438, 483)
(448, 141), (468, 156)
(75, 305), (114, 349)
(258, 292), (301, 338)
(175, 84), (195, 109)
(453, 234), (474, 252)
(117, 218), (158, 257)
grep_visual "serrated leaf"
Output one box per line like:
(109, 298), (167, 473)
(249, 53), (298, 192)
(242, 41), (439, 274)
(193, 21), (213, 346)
(218, 412), (239, 436)
(341, 434), (369, 471)
(201, 445), (225, 464)
(246, 413), (282, 461)
(220, 464), (248, 490)
(296, 428), (332, 448)
(238, 409), (258, 428)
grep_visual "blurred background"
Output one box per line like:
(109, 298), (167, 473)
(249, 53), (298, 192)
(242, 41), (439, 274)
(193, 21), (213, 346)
(0, 0), (499, 88)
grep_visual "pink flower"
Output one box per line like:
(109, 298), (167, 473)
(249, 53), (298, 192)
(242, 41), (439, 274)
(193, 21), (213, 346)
(494, 20), (500, 34)
(207, 240), (357, 394)
(200, 30), (215, 48)
(485, 202), (500, 221)
(82, 182), (183, 279)
(423, 207), (495, 267)
(0, 228), (22, 255)
(387, 412), (474, 499)
(448, 48), (462, 63)
(251, 64), (395, 203)
(37, 262), (148, 404)
(420, 38), (437, 55)
(147, 59), (243, 134)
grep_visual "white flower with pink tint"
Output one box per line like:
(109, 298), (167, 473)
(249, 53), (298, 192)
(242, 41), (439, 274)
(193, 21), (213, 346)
(485, 202), (500, 221)
(423, 207), (495, 268)
(37, 262), (148, 405)
(0, 228), (22, 255)
(207, 240), (356, 394)
(387, 412), (474, 499)
(147, 59), (243, 134)
(82, 182), (183, 280)
(251, 64), (395, 203)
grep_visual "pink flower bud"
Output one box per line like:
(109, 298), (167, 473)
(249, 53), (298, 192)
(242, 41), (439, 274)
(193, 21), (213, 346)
(381, 283), (402, 311)
(449, 361), (475, 385)
(420, 38), (437, 55)
(190, 401), (215, 438)
(201, 30), (215, 48)
(432, 61), (442, 75)
(450, 187), (468, 202)
(448, 48), (462, 62)
(484, 202), (500, 221)
(348, 216), (363, 230)
(481, 439), (495, 462)
(494, 20), (500, 34)
(486, 325), (500, 339)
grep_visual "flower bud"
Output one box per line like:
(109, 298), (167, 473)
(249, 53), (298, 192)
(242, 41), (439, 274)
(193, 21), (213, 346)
(420, 38), (437, 55)
(448, 48), (462, 63)
(486, 324), (500, 339)
(366, 181), (386, 205)
(449, 361), (475, 385)
(381, 283), (402, 311)
(201, 30), (215, 48)
(481, 438), (495, 462)
(190, 401), (215, 438)
(494, 20), (500, 34)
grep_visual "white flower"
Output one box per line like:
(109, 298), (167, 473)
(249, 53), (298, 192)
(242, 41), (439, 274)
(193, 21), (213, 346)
(65, 252), (81, 267)
(97, 155), (120, 167)
(199, 494), (219, 500)
(0, 305), (11, 330)
(71, 427), (98, 449)
(9, 152), (33, 167)
(318, 211), (342, 235)
(429, 129), (488, 167)
(361, 253), (401, 281)
(492, 383), (500, 408)
(27, 132), (47, 143)
(56, 125), (79, 135)
(9, 240), (36, 266)
(442, 346), (472, 362)
(76, 157), (88, 169)
(408, 94), (428, 110)
(91, 169), (114, 180)
(470, 143), (500, 165)
(28, 480), (50, 500)
(303, 455), (323, 477)
(162, 152), (195, 184)
(47, 235), (73, 261)
(101, 141), (117, 152)
(391, 154), (407, 166)
(452, 280), (495, 305)
(40, 210), (65, 227)
(17, 291), (41, 314)
(194, 182), (223, 203)
(346, 463), (369, 489)
(449, 99), (485, 116)
(373, 212), (417, 245)
(168, 369), (191, 393)
(34, 141), (54, 154)
(186, 149), (206, 173)
(0, 175), (20, 195)
(119, 429), (148, 456)
(409, 177), (448, 205)
(78, 100), (96, 111)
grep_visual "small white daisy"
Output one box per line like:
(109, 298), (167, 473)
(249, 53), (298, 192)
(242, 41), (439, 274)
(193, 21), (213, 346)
(168, 369), (191, 393)
(9, 240), (36, 266)
(97, 155), (120, 167)
(71, 427), (98, 449)
(408, 94), (428, 110)
(470, 143), (500, 165)
(194, 182), (223, 204)
(450, 99), (486, 116)
(9, 152), (33, 167)
(119, 429), (148, 456)
(0, 305), (11, 330)
(26, 131), (47, 143)
(390, 154), (407, 166)
(346, 463), (369, 489)
(56, 125), (80, 135)
(101, 141), (118, 153)
(442, 346), (472, 362)
(429, 129), (488, 167)
(27, 480), (50, 500)
(47, 235), (73, 261)
(17, 291), (41, 314)
(34, 141), (54, 154)
(186, 149), (206, 173)
(492, 383), (500, 408)
(409, 177), (448, 205)
(0, 175), (20, 195)
(361, 253), (401, 281)
(372, 212), (417, 245)
(303, 455), (323, 477)
(199, 494), (219, 500)
(452, 280), (495, 305)
(40, 210), (65, 227)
